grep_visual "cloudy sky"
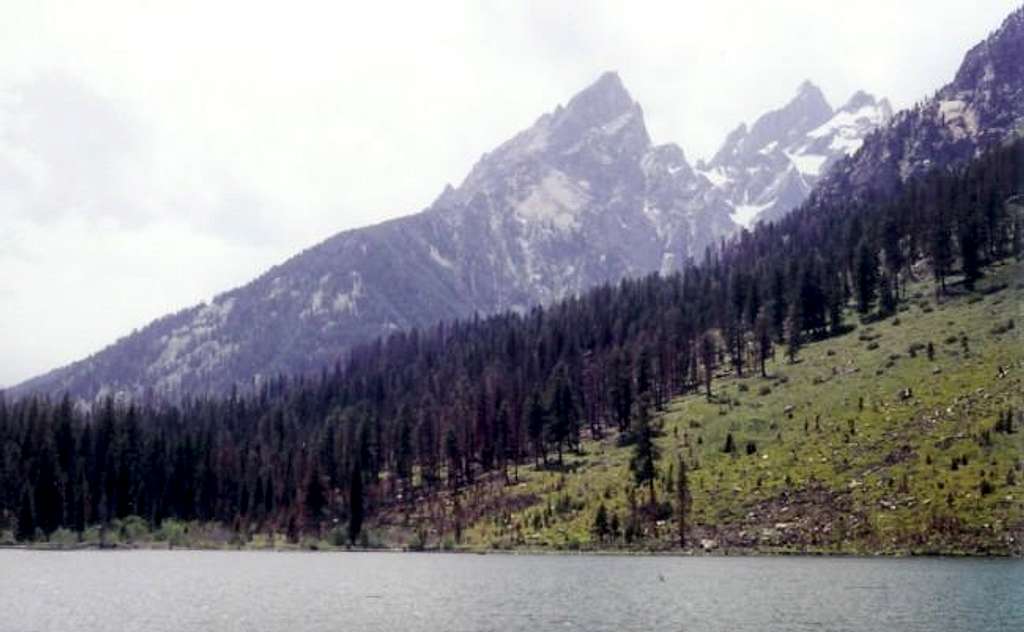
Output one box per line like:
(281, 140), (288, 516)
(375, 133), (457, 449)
(0, 0), (1018, 388)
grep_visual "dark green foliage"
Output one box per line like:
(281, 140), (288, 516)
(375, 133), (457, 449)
(348, 461), (364, 545)
(676, 457), (690, 548)
(629, 399), (660, 506)
(592, 503), (609, 541)
(979, 478), (995, 496)
(854, 239), (880, 314)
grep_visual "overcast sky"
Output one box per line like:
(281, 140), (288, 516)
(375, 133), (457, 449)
(0, 0), (1018, 388)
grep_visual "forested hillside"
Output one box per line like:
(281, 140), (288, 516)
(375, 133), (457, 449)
(1, 138), (1021, 552)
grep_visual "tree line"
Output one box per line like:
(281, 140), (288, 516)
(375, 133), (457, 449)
(1, 138), (1021, 544)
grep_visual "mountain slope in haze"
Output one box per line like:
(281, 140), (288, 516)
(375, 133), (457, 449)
(813, 5), (1024, 204)
(697, 81), (892, 227)
(14, 4), (1024, 403)
(13, 73), (736, 401)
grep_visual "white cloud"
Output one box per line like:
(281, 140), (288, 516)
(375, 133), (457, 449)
(0, 0), (1018, 387)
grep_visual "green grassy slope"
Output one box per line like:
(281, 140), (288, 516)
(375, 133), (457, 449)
(387, 261), (1024, 555)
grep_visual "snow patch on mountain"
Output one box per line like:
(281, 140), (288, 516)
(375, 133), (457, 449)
(333, 272), (363, 316)
(703, 82), (891, 227)
(731, 201), (774, 228)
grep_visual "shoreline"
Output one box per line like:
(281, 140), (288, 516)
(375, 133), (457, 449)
(2, 542), (1017, 559)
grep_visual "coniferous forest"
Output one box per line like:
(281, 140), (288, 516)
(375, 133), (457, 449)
(2, 138), (1021, 546)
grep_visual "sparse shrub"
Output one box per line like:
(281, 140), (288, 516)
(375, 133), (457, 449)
(991, 319), (1015, 335)
(329, 526), (347, 547)
(979, 479), (995, 496)
(49, 528), (78, 548)
(758, 385), (772, 396)
(120, 516), (149, 543)
(158, 519), (188, 548)
(745, 441), (757, 455)
(866, 341), (880, 350)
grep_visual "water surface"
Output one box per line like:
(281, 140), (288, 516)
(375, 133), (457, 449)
(1, 550), (1020, 631)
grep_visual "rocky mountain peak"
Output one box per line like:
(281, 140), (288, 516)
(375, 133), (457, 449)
(950, 6), (1024, 94)
(747, 81), (833, 148)
(437, 72), (651, 211)
(709, 81), (835, 167)
(811, 5), (1023, 206)
(560, 71), (635, 127)
(839, 90), (879, 113)
(700, 80), (892, 228)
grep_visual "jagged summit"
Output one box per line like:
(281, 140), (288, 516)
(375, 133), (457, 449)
(839, 90), (883, 113)
(440, 71), (651, 211)
(700, 81), (891, 228)
(14, 71), (731, 401)
(950, 5), (1024, 94)
(812, 3), (1024, 203)
(561, 71), (635, 126)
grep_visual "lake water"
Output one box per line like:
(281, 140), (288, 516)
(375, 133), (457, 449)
(0, 550), (1020, 631)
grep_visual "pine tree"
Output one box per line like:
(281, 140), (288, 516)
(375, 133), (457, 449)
(394, 406), (414, 493)
(526, 392), (546, 466)
(546, 370), (574, 466)
(700, 330), (718, 400)
(609, 351), (633, 432)
(305, 464), (327, 526)
(675, 457), (690, 548)
(445, 427), (461, 489)
(347, 461), (364, 545)
(931, 206), (954, 293)
(754, 313), (772, 378)
(592, 503), (609, 542)
(854, 239), (880, 315)
(879, 274), (897, 316)
(786, 303), (803, 364)
(629, 397), (660, 507)
(16, 486), (35, 542)
(959, 216), (982, 290)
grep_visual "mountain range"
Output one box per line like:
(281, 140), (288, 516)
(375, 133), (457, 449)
(11, 5), (1024, 402)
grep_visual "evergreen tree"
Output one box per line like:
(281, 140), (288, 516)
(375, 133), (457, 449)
(592, 503), (609, 542)
(959, 216), (982, 290)
(786, 304), (803, 364)
(305, 464), (327, 526)
(347, 461), (364, 545)
(754, 313), (772, 378)
(700, 331), (718, 400)
(854, 239), (880, 314)
(676, 457), (690, 548)
(629, 397), (660, 507)
(526, 392), (546, 465)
